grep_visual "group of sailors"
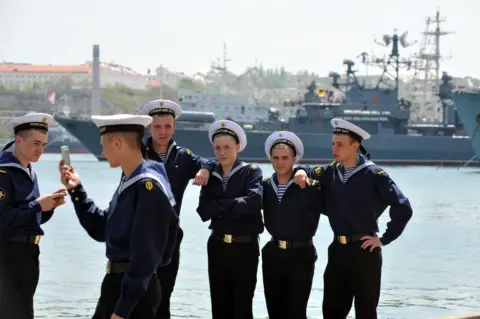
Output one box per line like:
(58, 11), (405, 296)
(0, 99), (413, 319)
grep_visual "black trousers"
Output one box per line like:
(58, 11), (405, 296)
(0, 241), (40, 319)
(92, 272), (161, 319)
(155, 227), (184, 319)
(207, 235), (259, 319)
(262, 240), (317, 319)
(323, 240), (382, 319)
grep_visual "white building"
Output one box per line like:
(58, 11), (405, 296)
(0, 62), (182, 91)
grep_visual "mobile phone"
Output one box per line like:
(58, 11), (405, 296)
(61, 146), (71, 166)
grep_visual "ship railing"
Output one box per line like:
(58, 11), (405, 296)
(343, 109), (392, 116)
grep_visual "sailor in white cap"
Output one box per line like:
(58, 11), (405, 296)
(196, 119), (263, 318)
(138, 99), (214, 319)
(293, 118), (413, 319)
(59, 114), (178, 319)
(0, 113), (67, 319)
(262, 131), (323, 318)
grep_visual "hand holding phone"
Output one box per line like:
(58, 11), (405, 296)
(61, 146), (71, 167)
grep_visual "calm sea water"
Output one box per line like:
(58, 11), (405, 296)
(30, 154), (480, 319)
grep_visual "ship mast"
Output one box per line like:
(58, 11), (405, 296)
(406, 9), (453, 123)
(363, 29), (415, 90)
(210, 43), (230, 95)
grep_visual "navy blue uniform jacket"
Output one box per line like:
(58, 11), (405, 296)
(263, 173), (324, 240)
(197, 160), (264, 236)
(297, 156), (413, 246)
(69, 160), (178, 318)
(0, 151), (54, 238)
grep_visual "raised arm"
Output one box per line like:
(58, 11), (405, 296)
(185, 148), (215, 179)
(68, 184), (108, 242)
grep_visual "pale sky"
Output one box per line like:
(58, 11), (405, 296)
(1, 0), (478, 78)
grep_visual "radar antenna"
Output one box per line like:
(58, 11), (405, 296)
(328, 59), (361, 93)
(365, 28), (417, 90)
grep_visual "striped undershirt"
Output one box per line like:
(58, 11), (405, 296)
(157, 152), (167, 163)
(222, 176), (229, 191)
(342, 167), (355, 183)
(276, 184), (287, 202)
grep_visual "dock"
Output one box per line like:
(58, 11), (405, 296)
(440, 314), (480, 319)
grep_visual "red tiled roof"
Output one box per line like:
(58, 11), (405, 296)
(0, 64), (92, 73)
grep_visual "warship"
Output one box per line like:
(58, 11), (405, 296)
(441, 74), (480, 165)
(54, 12), (477, 166)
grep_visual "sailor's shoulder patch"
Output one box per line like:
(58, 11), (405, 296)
(185, 148), (191, 156)
(313, 166), (324, 176)
(0, 170), (6, 174)
(371, 166), (389, 177)
(144, 180), (154, 191)
(0, 187), (6, 200)
(251, 164), (258, 169)
(329, 160), (337, 167)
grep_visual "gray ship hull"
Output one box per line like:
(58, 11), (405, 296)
(54, 116), (476, 166)
(450, 92), (480, 161)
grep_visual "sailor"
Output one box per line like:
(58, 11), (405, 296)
(137, 98), (214, 319)
(293, 118), (413, 319)
(262, 131), (323, 319)
(0, 113), (67, 319)
(59, 114), (178, 319)
(196, 119), (263, 319)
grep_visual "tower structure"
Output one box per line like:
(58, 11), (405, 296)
(91, 44), (101, 115)
(406, 10), (453, 123)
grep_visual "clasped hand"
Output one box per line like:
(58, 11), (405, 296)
(293, 169), (311, 189)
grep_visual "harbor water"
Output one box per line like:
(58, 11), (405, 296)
(32, 154), (480, 319)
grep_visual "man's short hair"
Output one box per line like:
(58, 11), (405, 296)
(17, 128), (47, 139)
(106, 132), (142, 149)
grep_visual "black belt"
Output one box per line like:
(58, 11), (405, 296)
(334, 233), (376, 245)
(9, 235), (41, 245)
(211, 231), (257, 244)
(106, 261), (131, 274)
(271, 238), (313, 249)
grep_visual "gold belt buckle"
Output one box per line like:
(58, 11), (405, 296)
(223, 234), (232, 244)
(34, 235), (41, 245)
(278, 240), (287, 249)
(337, 236), (347, 244)
(105, 262), (111, 274)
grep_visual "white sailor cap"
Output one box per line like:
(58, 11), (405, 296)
(138, 99), (182, 119)
(265, 131), (304, 163)
(91, 114), (152, 136)
(208, 120), (247, 152)
(6, 112), (55, 134)
(331, 118), (370, 142)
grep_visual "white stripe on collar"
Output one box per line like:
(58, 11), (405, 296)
(212, 162), (249, 181)
(335, 160), (375, 183)
(0, 163), (35, 182)
(118, 172), (176, 207)
(268, 176), (295, 200)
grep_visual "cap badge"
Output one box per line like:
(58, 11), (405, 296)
(41, 116), (47, 122)
(159, 101), (164, 107)
(221, 122), (226, 128)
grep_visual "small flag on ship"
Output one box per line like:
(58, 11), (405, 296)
(316, 88), (328, 97)
(48, 91), (56, 104)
